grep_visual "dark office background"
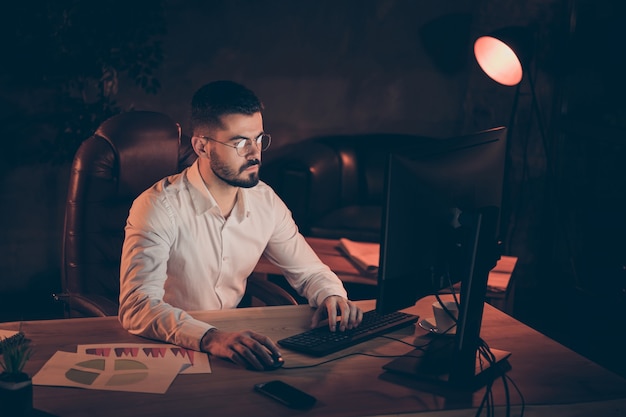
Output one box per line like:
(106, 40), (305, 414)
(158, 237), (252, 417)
(1, 1), (625, 375)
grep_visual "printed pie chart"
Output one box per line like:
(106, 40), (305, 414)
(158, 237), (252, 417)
(65, 358), (149, 386)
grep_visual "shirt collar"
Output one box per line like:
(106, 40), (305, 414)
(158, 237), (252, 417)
(186, 160), (251, 222)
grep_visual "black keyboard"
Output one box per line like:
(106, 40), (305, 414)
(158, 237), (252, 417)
(277, 310), (419, 357)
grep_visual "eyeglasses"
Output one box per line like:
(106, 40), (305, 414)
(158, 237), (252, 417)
(196, 133), (271, 156)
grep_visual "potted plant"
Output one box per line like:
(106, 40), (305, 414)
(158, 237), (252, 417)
(0, 331), (33, 416)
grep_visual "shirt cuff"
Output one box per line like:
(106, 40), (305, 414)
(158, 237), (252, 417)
(174, 318), (215, 351)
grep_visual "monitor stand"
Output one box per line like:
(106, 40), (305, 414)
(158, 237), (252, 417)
(382, 208), (512, 392)
(382, 335), (511, 392)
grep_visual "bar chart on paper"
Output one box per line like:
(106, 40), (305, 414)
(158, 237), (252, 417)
(78, 343), (212, 374)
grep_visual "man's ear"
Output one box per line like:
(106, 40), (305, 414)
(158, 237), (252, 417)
(191, 136), (209, 158)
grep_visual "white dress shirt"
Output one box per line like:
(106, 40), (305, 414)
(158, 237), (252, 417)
(118, 160), (347, 351)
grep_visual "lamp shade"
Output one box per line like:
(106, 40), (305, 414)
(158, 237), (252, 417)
(474, 26), (533, 86)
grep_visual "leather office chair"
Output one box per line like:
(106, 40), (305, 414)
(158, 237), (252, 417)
(58, 110), (296, 318)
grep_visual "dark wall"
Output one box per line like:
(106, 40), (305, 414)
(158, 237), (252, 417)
(117, 0), (478, 140)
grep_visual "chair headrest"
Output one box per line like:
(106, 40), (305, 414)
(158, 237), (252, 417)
(95, 111), (182, 197)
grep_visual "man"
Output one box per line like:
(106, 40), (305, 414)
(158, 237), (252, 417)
(119, 80), (363, 371)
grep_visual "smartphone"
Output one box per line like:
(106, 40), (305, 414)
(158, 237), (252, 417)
(254, 380), (317, 410)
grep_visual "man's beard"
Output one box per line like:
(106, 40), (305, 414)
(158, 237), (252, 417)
(210, 149), (260, 188)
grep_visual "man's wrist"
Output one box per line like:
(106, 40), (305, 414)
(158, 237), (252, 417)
(200, 327), (218, 352)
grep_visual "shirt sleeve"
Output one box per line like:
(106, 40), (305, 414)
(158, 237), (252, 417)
(118, 188), (212, 351)
(262, 192), (348, 307)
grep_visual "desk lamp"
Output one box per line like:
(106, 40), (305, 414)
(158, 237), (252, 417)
(474, 26), (532, 87)
(473, 25), (547, 152)
(473, 26), (549, 254)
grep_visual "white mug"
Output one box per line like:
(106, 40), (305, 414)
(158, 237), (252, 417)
(432, 300), (458, 333)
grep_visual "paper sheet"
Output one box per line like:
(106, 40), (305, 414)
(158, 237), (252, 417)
(337, 238), (380, 274)
(32, 350), (182, 394)
(0, 329), (19, 339)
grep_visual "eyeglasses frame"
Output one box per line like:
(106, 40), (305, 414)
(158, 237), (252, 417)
(195, 133), (271, 156)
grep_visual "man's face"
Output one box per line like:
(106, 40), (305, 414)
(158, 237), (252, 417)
(205, 112), (264, 188)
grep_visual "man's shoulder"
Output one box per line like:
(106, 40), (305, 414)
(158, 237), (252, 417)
(128, 170), (191, 227)
(134, 171), (187, 204)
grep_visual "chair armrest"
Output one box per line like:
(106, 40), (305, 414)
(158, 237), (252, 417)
(244, 275), (298, 307)
(54, 292), (119, 317)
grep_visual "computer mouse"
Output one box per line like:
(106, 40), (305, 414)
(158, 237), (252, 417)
(265, 354), (284, 371)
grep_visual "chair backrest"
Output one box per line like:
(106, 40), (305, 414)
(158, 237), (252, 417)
(60, 111), (196, 317)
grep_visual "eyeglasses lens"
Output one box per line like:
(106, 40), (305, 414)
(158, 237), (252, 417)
(236, 134), (271, 155)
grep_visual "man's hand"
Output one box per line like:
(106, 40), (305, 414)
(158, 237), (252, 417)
(310, 296), (363, 332)
(200, 328), (282, 371)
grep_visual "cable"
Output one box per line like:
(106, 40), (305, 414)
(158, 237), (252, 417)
(281, 351), (426, 371)
(281, 333), (444, 370)
(380, 334), (430, 349)
(477, 338), (526, 417)
(504, 373), (525, 416)
(432, 265), (525, 416)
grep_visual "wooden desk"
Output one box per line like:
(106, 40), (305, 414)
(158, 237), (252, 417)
(254, 237), (378, 286)
(4, 298), (626, 417)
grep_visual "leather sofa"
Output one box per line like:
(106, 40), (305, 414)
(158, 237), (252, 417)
(261, 133), (432, 243)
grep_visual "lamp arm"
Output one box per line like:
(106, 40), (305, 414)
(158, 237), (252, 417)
(527, 70), (550, 167)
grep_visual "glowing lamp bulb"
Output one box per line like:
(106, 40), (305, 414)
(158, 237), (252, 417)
(474, 35), (523, 86)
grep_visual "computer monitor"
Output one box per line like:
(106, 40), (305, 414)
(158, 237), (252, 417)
(376, 126), (510, 390)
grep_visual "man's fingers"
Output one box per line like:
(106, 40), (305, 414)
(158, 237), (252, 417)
(236, 344), (265, 371)
(313, 296), (365, 332)
(338, 300), (352, 331)
(326, 301), (339, 332)
(354, 306), (364, 327)
(247, 332), (279, 363)
(346, 302), (363, 329)
(228, 350), (250, 369)
(210, 330), (281, 371)
(329, 298), (364, 331)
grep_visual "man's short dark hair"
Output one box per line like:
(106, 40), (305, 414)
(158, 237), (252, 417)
(191, 80), (264, 134)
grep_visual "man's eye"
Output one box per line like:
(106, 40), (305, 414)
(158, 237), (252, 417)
(234, 140), (247, 148)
